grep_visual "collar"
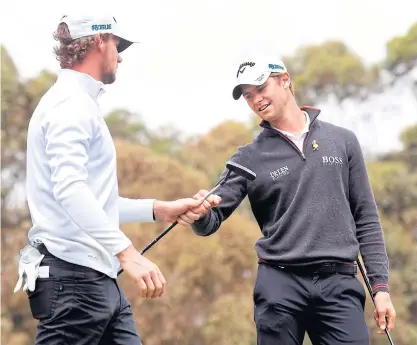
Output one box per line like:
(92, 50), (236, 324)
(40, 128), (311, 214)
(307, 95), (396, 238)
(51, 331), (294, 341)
(260, 106), (321, 136)
(57, 69), (106, 101)
(272, 111), (310, 139)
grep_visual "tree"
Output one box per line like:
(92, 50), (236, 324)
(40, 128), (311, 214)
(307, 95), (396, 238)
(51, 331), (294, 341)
(1, 45), (56, 227)
(105, 109), (148, 144)
(385, 22), (417, 75)
(179, 120), (254, 184)
(284, 40), (379, 104)
(366, 124), (417, 345)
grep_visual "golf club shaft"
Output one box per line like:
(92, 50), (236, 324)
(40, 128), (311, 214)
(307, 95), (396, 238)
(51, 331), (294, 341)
(138, 184), (221, 254)
(356, 259), (394, 345)
(117, 181), (224, 276)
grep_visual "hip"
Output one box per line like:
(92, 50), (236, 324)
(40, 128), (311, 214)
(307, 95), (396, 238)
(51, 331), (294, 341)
(30, 237), (120, 278)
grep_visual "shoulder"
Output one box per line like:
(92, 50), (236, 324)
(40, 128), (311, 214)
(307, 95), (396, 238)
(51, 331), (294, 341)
(40, 92), (101, 141)
(315, 118), (358, 144)
(43, 91), (99, 124)
(314, 118), (362, 159)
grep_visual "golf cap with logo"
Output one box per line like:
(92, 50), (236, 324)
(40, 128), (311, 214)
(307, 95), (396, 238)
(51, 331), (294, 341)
(232, 58), (288, 100)
(59, 14), (139, 53)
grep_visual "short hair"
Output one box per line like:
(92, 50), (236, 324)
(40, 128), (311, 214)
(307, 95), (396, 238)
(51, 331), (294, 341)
(52, 23), (111, 68)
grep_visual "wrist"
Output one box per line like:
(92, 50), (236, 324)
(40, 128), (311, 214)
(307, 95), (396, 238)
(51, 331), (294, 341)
(153, 200), (169, 221)
(116, 244), (137, 263)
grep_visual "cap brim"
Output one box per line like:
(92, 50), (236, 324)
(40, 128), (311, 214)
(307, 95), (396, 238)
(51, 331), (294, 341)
(114, 29), (139, 53)
(232, 71), (271, 100)
(117, 38), (134, 53)
(233, 85), (243, 100)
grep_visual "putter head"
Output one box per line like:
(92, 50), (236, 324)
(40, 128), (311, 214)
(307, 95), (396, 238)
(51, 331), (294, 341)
(225, 161), (256, 181)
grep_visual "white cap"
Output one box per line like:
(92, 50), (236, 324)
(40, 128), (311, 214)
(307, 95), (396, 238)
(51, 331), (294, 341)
(232, 58), (288, 100)
(59, 14), (138, 53)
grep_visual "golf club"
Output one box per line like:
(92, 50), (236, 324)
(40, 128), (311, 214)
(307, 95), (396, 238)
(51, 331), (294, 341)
(118, 161), (256, 276)
(356, 259), (395, 345)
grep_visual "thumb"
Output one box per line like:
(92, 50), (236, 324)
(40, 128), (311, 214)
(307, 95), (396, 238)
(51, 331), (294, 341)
(188, 198), (205, 207)
(378, 309), (387, 330)
(193, 189), (209, 199)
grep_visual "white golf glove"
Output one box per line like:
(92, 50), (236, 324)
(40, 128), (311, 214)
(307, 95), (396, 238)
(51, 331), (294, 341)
(13, 245), (45, 293)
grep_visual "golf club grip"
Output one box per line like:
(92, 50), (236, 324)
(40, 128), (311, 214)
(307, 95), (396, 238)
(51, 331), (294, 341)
(356, 260), (395, 345)
(117, 221), (178, 276)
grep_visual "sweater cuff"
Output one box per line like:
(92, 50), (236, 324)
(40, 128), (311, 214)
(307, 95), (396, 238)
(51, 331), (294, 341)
(191, 213), (212, 236)
(371, 283), (389, 295)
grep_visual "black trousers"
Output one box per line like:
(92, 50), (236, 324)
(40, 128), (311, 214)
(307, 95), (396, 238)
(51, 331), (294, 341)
(253, 262), (369, 345)
(27, 253), (142, 345)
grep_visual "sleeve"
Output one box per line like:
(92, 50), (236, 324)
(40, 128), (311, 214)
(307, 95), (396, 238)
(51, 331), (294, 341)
(347, 131), (389, 294)
(43, 102), (132, 256)
(118, 197), (156, 223)
(191, 150), (249, 236)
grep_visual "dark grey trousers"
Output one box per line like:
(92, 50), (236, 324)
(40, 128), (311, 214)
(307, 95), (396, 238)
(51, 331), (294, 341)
(253, 262), (370, 345)
(27, 253), (142, 345)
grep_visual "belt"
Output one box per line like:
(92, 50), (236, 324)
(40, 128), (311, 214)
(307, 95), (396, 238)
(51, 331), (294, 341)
(259, 259), (357, 276)
(32, 242), (52, 257)
(31, 242), (105, 278)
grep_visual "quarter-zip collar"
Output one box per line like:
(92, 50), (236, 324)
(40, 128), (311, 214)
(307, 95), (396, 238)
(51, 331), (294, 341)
(259, 106), (321, 160)
(259, 106), (321, 134)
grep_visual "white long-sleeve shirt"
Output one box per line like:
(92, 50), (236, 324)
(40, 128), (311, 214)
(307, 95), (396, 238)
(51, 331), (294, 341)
(26, 69), (155, 278)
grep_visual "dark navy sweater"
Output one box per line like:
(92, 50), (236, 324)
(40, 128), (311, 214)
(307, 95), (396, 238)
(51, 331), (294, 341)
(191, 107), (389, 293)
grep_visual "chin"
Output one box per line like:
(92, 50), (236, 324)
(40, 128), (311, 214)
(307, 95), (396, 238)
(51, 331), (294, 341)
(257, 108), (273, 121)
(102, 72), (116, 85)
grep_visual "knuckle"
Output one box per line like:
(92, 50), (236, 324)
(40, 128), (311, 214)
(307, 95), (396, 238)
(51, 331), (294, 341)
(136, 275), (145, 282)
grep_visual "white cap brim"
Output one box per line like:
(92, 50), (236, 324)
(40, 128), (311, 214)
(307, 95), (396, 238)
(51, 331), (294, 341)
(232, 70), (272, 100)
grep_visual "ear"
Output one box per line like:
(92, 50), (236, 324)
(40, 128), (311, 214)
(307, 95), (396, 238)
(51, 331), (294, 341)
(95, 33), (105, 52)
(281, 72), (290, 88)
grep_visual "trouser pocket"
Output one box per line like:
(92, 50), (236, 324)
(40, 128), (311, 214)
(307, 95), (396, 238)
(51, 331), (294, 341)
(27, 278), (59, 320)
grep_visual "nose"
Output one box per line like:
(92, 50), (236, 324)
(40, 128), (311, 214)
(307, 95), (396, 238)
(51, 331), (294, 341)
(253, 92), (263, 105)
(117, 54), (123, 63)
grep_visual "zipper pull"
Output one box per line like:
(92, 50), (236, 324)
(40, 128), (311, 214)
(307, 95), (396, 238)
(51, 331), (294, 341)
(302, 153), (306, 160)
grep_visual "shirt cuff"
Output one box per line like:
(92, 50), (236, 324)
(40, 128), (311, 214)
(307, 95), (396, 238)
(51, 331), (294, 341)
(119, 198), (156, 223)
(111, 237), (132, 256)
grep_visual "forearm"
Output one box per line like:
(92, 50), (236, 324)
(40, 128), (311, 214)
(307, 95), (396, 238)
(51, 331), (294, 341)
(118, 197), (155, 223)
(356, 223), (389, 294)
(57, 182), (131, 256)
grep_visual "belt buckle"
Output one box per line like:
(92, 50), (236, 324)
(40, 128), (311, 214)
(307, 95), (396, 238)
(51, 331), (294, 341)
(316, 263), (335, 275)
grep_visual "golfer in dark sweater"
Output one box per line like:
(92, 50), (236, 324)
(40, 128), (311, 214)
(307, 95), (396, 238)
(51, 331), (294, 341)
(191, 57), (396, 344)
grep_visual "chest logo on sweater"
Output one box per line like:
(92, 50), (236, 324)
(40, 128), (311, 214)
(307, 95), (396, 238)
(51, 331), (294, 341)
(322, 156), (343, 167)
(270, 166), (290, 180)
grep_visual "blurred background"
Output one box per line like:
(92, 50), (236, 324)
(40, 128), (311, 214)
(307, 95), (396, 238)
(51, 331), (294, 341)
(1, 1), (416, 344)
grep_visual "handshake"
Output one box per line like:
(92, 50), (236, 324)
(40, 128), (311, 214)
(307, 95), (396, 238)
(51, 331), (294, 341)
(117, 190), (221, 299)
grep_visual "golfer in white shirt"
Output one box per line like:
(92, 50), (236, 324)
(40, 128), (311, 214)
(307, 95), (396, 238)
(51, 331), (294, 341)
(17, 13), (220, 345)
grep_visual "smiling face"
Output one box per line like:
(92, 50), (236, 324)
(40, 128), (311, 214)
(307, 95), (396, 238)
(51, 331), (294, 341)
(241, 72), (291, 123)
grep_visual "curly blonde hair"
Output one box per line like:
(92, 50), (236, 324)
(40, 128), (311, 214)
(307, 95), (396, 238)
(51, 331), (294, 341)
(53, 23), (110, 68)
